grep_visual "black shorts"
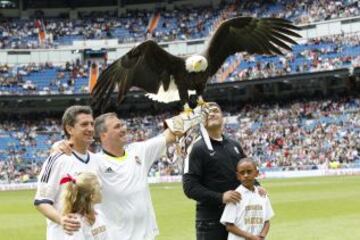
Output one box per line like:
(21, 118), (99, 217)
(196, 219), (228, 240)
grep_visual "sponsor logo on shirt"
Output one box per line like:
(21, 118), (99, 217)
(105, 167), (114, 173)
(92, 225), (106, 236)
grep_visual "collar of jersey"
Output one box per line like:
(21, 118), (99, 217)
(210, 134), (227, 143)
(240, 184), (258, 194)
(102, 149), (128, 163)
(72, 151), (90, 164)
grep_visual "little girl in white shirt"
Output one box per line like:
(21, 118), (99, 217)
(61, 172), (108, 240)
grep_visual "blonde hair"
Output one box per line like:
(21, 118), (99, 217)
(62, 172), (101, 225)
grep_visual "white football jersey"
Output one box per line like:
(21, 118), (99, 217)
(34, 151), (100, 240)
(96, 135), (166, 240)
(64, 211), (109, 240)
(220, 185), (275, 240)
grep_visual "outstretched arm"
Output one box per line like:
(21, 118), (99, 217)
(163, 128), (179, 144)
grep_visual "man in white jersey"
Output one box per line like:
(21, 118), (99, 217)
(34, 105), (100, 240)
(93, 112), (180, 240)
(52, 111), (197, 240)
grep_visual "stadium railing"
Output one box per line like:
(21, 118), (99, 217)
(1, 167), (360, 191)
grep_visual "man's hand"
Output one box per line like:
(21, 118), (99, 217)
(200, 103), (210, 126)
(60, 214), (81, 235)
(164, 108), (203, 136)
(222, 190), (241, 204)
(51, 140), (73, 156)
(257, 187), (267, 197)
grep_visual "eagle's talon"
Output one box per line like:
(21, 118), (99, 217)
(197, 96), (206, 107)
(182, 103), (193, 117)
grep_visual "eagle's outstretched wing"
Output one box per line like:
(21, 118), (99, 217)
(204, 17), (301, 76)
(91, 40), (184, 112)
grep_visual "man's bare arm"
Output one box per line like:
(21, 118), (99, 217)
(163, 128), (182, 144)
(50, 140), (73, 155)
(35, 204), (80, 235)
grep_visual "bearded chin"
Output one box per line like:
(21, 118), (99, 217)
(206, 121), (223, 130)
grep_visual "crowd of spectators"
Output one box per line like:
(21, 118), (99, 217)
(212, 33), (360, 83)
(229, 0), (359, 25)
(0, 62), (53, 91)
(0, 118), (61, 183)
(0, 0), (359, 49)
(0, 60), (101, 95)
(235, 97), (360, 171)
(0, 96), (359, 183)
(1, 33), (360, 95)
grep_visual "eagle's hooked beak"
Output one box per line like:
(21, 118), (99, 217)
(193, 60), (202, 72)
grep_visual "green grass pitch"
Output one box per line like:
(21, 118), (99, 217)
(0, 176), (359, 240)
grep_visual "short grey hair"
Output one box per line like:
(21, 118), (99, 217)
(62, 105), (93, 139)
(94, 112), (118, 141)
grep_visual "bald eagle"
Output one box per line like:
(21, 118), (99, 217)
(91, 17), (301, 112)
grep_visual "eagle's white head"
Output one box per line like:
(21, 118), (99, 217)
(185, 55), (208, 73)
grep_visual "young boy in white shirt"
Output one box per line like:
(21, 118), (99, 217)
(220, 157), (274, 240)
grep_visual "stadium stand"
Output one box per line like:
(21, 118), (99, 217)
(0, 97), (359, 183)
(212, 33), (360, 83)
(1, 33), (360, 95)
(0, 0), (359, 185)
(0, 0), (359, 48)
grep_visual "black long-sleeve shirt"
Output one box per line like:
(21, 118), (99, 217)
(183, 136), (246, 220)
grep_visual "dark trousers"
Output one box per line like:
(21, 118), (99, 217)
(196, 219), (228, 240)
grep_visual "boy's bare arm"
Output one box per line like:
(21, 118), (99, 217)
(258, 221), (270, 239)
(225, 223), (262, 240)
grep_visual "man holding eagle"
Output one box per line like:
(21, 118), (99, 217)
(87, 15), (300, 240)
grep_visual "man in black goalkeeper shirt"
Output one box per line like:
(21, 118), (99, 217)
(183, 102), (263, 240)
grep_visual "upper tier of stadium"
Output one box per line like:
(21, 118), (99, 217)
(0, 0), (359, 49)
